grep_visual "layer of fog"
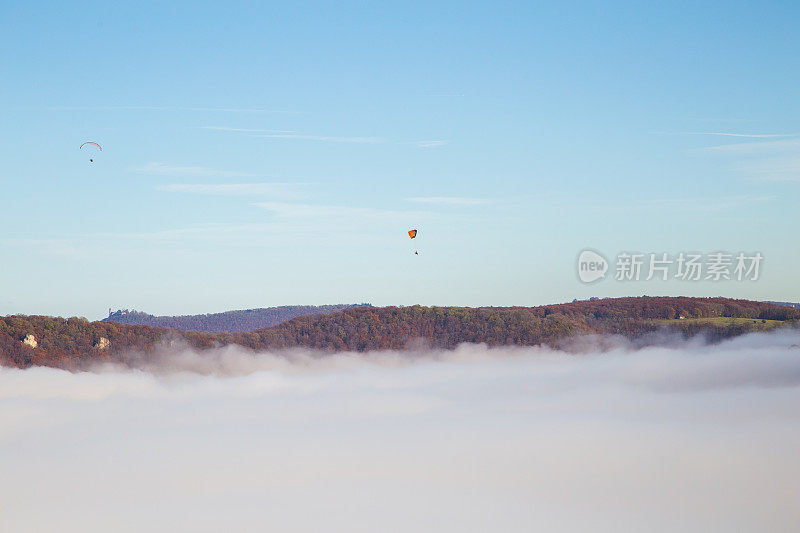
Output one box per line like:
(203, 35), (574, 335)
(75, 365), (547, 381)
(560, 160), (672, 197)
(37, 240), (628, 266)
(1, 331), (799, 532)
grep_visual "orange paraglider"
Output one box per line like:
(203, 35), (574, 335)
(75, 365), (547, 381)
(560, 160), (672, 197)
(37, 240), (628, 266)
(408, 229), (419, 255)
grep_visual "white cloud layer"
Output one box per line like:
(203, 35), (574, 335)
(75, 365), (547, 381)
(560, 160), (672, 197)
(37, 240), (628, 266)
(415, 140), (448, 148)
(47, 106), (298, 114)
(257, 133), (385, 143)
(200, 126), (296, 133)
(685, 132), (798, 138)
(1, 331), (799, 532)
(157, 183), (302, 197)
(647, 194), (774, 211)
(702, 138), (800, 182)
(202, 126), (444, 148)
(137, 162), (256, 177)
(254, 201), (426, 222)
(406, 196), (490, 206)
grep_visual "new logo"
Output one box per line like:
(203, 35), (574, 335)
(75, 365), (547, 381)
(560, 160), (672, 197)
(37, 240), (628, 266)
(577, 249), (608, 283)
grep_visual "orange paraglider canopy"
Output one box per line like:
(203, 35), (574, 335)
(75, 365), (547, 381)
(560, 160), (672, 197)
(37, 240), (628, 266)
(408, 229), (418, 239)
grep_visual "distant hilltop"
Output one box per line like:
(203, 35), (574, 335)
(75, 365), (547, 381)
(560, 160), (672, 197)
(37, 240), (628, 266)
(767, 301), (800, 309)
(103, 304), (371, 333)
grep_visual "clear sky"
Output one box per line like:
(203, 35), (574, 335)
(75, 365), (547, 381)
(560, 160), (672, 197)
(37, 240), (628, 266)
(1, 0), (799, 319)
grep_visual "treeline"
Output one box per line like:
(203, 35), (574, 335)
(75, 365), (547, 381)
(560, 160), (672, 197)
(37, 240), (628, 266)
(104, 304), (369, 333)
(219, 297), (800, 351)
(0, 315), (165, 369)
(535, 296), (798, 321)
(1, 297), (798, 369)
(768, 301), (800, 309)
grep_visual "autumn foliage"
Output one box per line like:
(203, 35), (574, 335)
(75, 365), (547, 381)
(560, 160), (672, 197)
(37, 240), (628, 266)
(1, 297), (798, 370)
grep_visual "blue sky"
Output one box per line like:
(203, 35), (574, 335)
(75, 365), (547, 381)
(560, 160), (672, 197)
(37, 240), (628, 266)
(1, 0), (799, 319)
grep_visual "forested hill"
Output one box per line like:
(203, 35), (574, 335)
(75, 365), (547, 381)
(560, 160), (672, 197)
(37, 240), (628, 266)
(103, 304), (368, 332)
(220, 296), (799, 352)
(768, 301), (800, 309)
(2, 297), (799, 369)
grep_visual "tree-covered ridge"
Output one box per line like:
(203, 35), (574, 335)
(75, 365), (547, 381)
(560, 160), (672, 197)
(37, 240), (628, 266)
(767, 301), (800, 309)
(225, 296), (799, 351)
(1, 297), (798, 369)
(103, 304), (369, 332)
(0, 316), (165, 369)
